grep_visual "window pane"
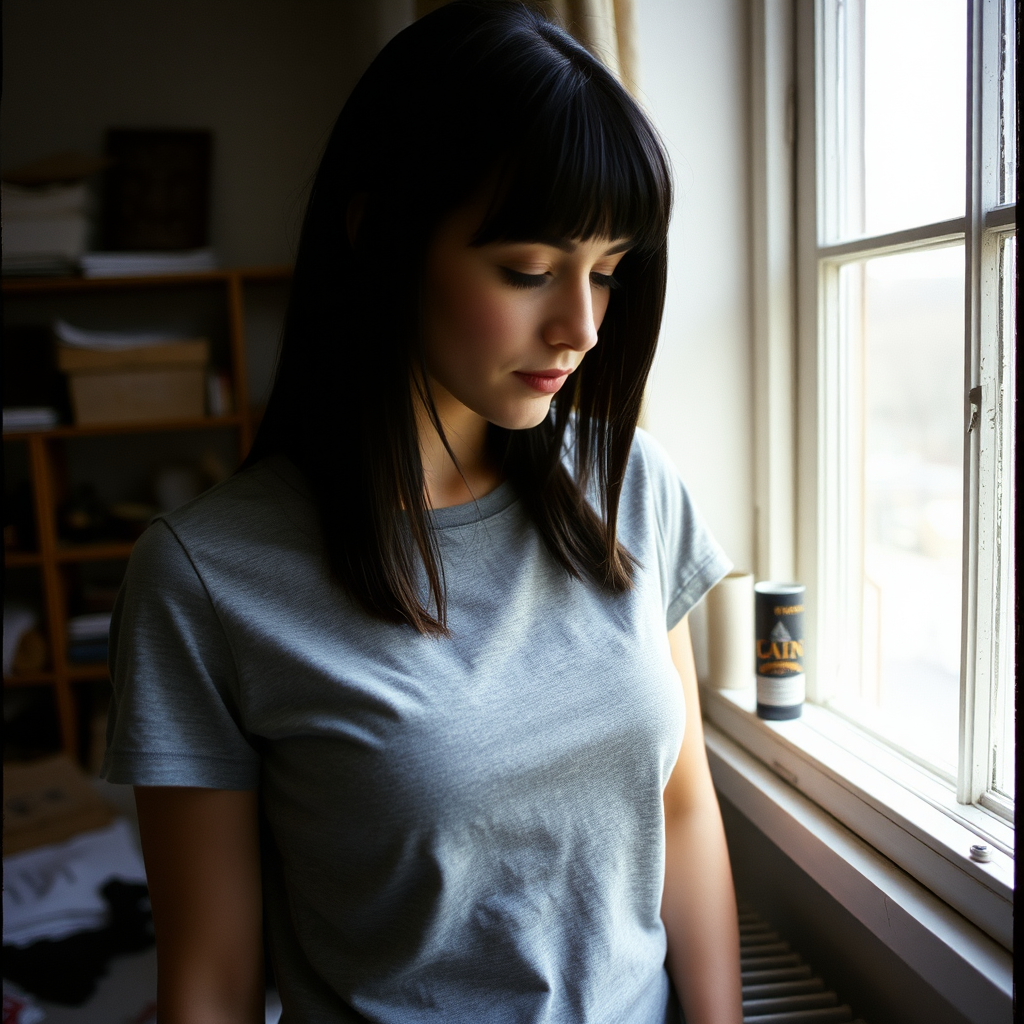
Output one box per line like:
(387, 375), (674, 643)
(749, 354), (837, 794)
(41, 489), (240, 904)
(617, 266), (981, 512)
(832, 246), (965, 773)
(999, 0), (1017, 204)
(992, 233), (1016, 799)
(836, 0), (967, 239)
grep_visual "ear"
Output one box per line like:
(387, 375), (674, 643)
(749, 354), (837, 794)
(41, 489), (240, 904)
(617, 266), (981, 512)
(347, 192), (368, 247)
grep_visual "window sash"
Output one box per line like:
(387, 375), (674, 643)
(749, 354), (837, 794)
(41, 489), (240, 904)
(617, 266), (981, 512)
(803, 0), (1015, 818)
(959, 0), (1015, 814)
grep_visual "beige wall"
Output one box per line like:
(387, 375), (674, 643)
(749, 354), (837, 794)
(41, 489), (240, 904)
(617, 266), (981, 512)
(636, 0), (754, 582)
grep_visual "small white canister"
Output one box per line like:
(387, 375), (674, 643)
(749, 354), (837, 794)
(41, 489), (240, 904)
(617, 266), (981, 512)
(706, 571), (755, 691)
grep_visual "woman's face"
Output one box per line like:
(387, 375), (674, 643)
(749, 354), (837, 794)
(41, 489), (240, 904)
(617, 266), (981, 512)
(421, 203), (630, 432)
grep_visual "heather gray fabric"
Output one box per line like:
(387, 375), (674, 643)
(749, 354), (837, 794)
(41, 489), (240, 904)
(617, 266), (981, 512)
(103, 428), (730, 1023)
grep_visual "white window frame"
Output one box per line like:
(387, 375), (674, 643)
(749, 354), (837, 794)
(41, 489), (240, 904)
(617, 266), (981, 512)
(702, 0), (1015, 976)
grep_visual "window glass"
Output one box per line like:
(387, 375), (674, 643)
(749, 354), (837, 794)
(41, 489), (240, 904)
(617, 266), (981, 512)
(992, 233), (1016, 799)
(999, 0), (1016, 204)
(838, 0), (967, 239)
(831, 246), (965, 772)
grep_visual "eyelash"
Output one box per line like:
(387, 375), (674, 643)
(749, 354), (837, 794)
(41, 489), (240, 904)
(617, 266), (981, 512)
(499, 268), (621, 291)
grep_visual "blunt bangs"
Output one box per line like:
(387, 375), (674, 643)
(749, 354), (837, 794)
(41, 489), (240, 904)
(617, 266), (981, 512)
(470, 37), (671, 255)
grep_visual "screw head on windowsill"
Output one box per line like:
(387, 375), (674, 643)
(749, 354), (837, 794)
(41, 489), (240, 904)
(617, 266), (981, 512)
(969, 843), (992, 863)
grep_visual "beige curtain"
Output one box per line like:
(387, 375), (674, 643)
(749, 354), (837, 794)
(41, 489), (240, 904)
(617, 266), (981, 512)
(414, 0), (638, 92)
(538, 0), (637, 90)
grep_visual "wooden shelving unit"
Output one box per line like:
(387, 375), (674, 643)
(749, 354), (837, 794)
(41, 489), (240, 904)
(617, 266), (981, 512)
(3, 265), (290, 759)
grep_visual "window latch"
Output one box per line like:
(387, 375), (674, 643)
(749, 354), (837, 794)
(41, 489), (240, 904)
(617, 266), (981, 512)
(968, 386), (982, 433)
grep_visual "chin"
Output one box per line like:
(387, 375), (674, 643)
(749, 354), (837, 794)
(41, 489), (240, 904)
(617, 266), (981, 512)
(489, 399), (554, 432)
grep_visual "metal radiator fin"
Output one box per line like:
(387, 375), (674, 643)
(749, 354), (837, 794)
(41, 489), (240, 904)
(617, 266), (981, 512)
(738, 905), (870, 1024)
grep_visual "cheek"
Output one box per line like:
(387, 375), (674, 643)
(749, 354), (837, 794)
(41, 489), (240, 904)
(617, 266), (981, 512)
(461, 299), (523, 358)
(432, 277), (526, 363)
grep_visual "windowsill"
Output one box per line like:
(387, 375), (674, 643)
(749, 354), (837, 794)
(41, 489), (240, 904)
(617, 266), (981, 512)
(704, 721), (1013, 1024)
(700, 686), (1013, 953)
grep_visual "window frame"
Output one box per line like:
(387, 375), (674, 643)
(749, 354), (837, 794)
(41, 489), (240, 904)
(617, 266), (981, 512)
(707, 0), (1015, 954)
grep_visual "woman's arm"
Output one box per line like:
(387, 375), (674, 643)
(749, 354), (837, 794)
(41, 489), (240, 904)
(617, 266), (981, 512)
(134, 786), (265, 1024)
(661, 616), (743, 1024)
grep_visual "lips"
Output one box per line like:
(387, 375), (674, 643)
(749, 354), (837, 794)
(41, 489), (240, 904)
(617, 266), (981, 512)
(513, 368), (572, 394)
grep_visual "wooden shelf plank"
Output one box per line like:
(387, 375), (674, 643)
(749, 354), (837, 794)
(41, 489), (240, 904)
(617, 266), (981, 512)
(2, 265), (291, 294)
(227, 275), (253, 453)
(4, 550), (43, 567)
(4, 671), (57, 687)
(3, 413), (245, 440)
(55, 542), (136, 563)
(68, 663), (111, 681)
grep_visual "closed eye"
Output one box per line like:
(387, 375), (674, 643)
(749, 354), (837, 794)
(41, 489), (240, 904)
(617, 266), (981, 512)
(499, 267), (548, 289)
(500, 267), (622, 291)
(591, 273), (621, 291)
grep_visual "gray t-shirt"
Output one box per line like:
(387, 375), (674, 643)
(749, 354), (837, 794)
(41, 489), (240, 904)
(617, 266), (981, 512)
(102, 428), (730, 1023)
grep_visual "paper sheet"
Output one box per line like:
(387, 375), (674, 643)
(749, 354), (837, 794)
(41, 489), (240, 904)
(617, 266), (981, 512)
(3, 818), (147, 948)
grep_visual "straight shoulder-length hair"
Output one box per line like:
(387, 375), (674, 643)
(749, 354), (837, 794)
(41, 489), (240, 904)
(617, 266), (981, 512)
(246, 0), (673, 635)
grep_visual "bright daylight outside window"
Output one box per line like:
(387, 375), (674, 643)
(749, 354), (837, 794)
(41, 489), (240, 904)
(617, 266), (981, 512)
(813, 0), (1015, 820)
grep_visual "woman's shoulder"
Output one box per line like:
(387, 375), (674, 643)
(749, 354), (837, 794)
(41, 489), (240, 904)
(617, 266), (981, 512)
(616, 426), (692, 509)
(626, 425), (678, 477)
(136, 455), (319, 569)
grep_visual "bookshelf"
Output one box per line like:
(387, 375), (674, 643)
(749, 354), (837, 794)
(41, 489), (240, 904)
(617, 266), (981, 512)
(3, 265), (290, 760)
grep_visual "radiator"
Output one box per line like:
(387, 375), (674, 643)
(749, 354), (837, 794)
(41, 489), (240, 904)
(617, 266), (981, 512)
(739, 903), (870, 1024)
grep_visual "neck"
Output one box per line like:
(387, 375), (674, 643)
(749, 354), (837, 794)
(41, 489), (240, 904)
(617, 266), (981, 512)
(415, 381), (502, 509)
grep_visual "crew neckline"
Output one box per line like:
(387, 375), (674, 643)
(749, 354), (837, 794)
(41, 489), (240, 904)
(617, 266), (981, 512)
(264, 455), (518, 530)
(428, 480), (519, 529)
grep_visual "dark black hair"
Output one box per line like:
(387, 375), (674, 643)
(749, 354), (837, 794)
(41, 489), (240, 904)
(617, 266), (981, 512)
(246, 0), (672, 635)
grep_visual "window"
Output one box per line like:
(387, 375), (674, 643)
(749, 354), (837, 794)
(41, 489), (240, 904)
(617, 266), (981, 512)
(805, 0), (1015, 821)
(706, 0), (1015, 954)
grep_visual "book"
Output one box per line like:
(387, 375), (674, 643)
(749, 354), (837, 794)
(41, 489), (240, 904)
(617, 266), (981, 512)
(101, 129), (212, 250)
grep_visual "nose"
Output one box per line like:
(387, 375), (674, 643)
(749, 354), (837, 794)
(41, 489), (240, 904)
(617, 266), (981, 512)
(541, 276), (601, 353)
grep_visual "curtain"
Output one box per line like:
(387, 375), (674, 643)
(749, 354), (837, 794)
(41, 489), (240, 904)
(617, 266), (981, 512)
(414, 0), (638, 92)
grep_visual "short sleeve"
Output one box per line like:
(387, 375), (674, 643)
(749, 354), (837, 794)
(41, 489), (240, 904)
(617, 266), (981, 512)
(101, 519), (260, 789)
(633, 430), (733, 629)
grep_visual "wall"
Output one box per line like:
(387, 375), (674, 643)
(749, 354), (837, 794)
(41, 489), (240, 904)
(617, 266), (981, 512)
(635, 0), (754, 581)
(1, 0), (412, 268)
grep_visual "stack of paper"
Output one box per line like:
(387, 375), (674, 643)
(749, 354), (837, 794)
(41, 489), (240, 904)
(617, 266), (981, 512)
(54, 318), (183, 351)
(2, 408), (60, 433)
(80, 249), (217, 278)
(2, 603), (41, 677)
(3, 819), (147, 947)
(3, 604), (38, 676)
(1, 182), (91, 276)
(67, 612), (112, 664)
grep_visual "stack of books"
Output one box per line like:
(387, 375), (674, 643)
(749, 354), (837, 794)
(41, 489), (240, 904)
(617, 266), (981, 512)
(1, 182), (91, 277)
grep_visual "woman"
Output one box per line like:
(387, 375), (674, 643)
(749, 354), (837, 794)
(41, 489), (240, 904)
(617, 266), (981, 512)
(102, 2), (743, 1021)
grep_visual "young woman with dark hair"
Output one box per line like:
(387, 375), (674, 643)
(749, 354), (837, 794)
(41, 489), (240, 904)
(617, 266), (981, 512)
(103, 2), (743, 1021)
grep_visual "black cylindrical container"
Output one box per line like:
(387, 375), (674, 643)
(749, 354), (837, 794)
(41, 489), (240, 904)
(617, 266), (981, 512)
(754, 582), (806, 720)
